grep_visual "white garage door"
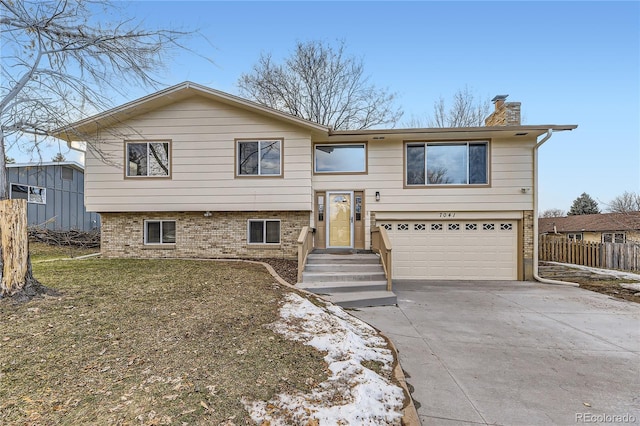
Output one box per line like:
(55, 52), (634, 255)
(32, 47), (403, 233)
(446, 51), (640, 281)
(381, 220), (518, 280)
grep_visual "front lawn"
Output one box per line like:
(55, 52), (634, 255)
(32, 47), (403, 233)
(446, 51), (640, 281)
(0, 258), (327, 424)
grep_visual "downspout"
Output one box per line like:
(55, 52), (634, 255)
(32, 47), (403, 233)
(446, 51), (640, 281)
(533, 129), (579, 287)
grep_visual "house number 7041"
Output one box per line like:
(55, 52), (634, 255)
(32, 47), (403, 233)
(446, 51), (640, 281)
(439, 212), (456, 218)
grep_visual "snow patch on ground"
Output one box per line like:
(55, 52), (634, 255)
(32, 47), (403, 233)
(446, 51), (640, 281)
(243, 293), (405, 425)
(547, 262), (640, 281)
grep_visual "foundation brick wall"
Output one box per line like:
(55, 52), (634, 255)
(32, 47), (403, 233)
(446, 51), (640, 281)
(100, 211), (310, 259)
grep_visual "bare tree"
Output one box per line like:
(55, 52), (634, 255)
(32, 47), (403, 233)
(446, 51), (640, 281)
(238, 40), (403, 130)
(540, 208), (566, 218)
(0, 0), (199, 298)
(605, 191), (640, 213)
(430, 86), (491, 127)
(406, 86), (490, 128)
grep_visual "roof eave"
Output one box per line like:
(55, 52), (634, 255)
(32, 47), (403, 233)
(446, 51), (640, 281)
(51, 81), (330, 141)
(329, 124), (578, 137)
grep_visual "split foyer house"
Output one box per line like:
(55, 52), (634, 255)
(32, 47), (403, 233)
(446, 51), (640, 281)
(53, 82), (577, 281)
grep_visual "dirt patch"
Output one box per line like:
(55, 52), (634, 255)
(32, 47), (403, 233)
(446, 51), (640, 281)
(538, 262), (640, 303)
(0, 258), (327, 425)
(247, 258), (298, 285)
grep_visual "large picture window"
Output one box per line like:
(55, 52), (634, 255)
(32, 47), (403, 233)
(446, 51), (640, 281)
(314, 143), (366, 173)
(144, 220), (176, 245)
(248, 219), (280, 244)
(126, 141), (171, 177)
(406, 142), (488, 185)
(237, 140), (282, 176)
(10, 184), (46, 204)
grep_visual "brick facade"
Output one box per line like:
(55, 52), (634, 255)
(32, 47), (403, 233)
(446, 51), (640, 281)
(523, 210), (534, 280)
(485, 98), (521, 126)
(100, 211), (310, 259)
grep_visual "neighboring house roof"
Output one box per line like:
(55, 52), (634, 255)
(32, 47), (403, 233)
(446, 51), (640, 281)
(52, 81), (577, 143)
(539, 212), (640, 234)
(8, 161), (85, 172)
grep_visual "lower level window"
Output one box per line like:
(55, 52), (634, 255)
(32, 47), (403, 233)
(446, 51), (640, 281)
(145, 220), (176, 244)
(248, 220), (280, 244)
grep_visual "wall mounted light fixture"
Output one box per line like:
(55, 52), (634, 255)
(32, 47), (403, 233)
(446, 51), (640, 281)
(375, 191), (381, 202)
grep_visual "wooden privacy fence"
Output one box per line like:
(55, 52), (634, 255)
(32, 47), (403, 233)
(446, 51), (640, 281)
(539, 235), (640, 272)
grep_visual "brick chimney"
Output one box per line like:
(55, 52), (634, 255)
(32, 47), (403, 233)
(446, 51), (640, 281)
(484, 94), (521, 126)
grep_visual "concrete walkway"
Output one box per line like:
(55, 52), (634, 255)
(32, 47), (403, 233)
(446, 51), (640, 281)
(351, 281), (640, 425)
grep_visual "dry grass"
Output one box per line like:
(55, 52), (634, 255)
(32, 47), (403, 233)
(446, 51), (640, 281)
(572, 279), (640, 303)
(29, 241), (99, 262)
(538, 262), (640, 303)
(0, 258), (327, 425)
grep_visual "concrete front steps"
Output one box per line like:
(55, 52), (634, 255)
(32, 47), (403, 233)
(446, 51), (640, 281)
(298, 252), (397, 308)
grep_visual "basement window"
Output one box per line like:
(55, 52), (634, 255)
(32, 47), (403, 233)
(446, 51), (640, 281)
(144, 220), (176, 245)
(248, 219), (281, 244)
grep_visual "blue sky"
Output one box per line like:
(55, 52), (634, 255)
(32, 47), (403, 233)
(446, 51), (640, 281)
(10, 1), (639, 212)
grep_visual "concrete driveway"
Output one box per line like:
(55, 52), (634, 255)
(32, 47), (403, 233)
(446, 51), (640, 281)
(351, 281), (640, 425)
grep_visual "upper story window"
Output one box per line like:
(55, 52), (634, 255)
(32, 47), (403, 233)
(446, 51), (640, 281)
(61, 166), (74, 180)
(10, 184), (46, 204)
(314, 143), (366, 173)
(126, 141), (171, 178)
(237, 139), (282, 177)
(406, 141), (488, 186)
(602, 232), (625, 243)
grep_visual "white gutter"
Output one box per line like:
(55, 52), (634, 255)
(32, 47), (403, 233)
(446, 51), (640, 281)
(533, 129), (579, 287)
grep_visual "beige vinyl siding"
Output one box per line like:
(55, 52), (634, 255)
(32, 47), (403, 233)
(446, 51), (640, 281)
(312, 137), (535, 211)
(312, 137), (535, 249)
(84, 97), (313, 212)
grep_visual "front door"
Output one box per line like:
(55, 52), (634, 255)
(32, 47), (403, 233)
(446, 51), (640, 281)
(327, 191), (353, 248)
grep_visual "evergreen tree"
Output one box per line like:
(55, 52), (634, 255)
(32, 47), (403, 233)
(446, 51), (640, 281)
(568, 193), (600, 215)
(51, 153), (66, 162)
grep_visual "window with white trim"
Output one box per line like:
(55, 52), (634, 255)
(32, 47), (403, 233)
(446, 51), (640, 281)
(237, 140), (282, 176)
(567, 233), (583, 242)
(406, 141), (488, 185)
(127, 141), (170, 177)
(602, 233), (625, 243)
(144, 220), (176, 245)
(248, 219), (280, 244)
(10, 184), (46, 204)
